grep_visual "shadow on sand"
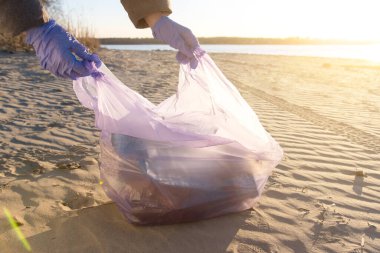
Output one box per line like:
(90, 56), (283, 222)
(24, 203), (252, 253)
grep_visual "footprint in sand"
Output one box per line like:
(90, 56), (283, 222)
(55, 162), (81, 170)
(47, 121), (65, 128)
(61, 191), (95, 210)
(236, 244), (269, 253)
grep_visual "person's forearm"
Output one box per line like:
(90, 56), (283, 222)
(120, 0), (172, 28)
(145, 12), (168, 28)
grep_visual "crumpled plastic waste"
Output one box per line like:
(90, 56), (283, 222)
(73, 50), (283, 225)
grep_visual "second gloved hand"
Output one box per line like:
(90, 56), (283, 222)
(26, 19), (102, 80)
(152, 16), (205, 69)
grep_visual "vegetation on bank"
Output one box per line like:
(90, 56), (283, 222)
(0, 34), (31, 53)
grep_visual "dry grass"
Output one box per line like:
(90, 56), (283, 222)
(64, 21), (100, 53)
(0, 33), (32, 53)
(0, 22), (99, 53)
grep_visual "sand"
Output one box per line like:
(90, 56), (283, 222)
(0, 49), (379, 253)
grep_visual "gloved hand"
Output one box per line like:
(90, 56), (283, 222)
(152, 16), (205, 69)
(26, 19), (102, 80)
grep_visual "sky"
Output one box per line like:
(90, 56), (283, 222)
(62, 0), (380, 41)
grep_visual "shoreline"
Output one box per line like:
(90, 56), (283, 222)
(3, 48), (380, 66)
(99, 44), (380, 64)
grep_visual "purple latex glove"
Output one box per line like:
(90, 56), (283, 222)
(26, 19), (102, 80)
(152, 16), (205, 69)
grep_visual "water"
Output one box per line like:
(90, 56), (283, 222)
(102, 44), (380, 62)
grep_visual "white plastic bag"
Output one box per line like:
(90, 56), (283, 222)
(73, 53), (283, 224)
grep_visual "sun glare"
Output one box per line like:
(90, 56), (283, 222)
(63, 0), (380, 40)
(299, 0), (379, 41)
(234, 0), (380, 41)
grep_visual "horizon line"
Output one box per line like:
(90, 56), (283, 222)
(96, 37), (380, 45)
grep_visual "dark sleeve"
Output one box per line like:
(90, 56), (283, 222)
(120, 0), (172, 28)
(0, 0), (49, 36)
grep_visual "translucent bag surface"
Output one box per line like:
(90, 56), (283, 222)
(73, 53), (283, 225)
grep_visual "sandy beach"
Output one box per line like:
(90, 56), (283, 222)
(0, 49), (379, 252)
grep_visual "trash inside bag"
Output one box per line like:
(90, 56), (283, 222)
(73, 52), (283, 225)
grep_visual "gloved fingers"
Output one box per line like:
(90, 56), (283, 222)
(90, 54), (102, 68)
(189, 57), (199, 69)
(71, 41), (102, 68)
(176, 52), (199, 69)
(194, 47), (206, 58)
(181, 28), (200, 50)
(69, 72), (78, 80)
(83, 59), (105, 78)
(69, 59), (104, 80)
(174, 36), (194, 59)
(53, 51), (78, 79)
(80, 52), (102, 68)
(176, 52), (190, 64)
(53, 68), (71, 79)
(152, 16), (200, 61)
(176, 47), (205, 62)
(56, 61), (69, 78)
(70, 59), (93, 80)
(177, 29), (204, 67)
(40, 57), (49, 70)
(70, 40), (89, 59)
